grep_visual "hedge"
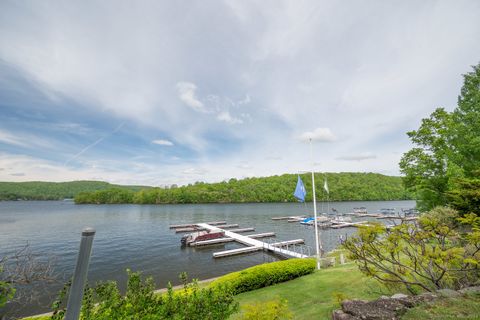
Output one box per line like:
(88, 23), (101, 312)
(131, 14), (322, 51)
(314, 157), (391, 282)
(209, 258), (316, 295)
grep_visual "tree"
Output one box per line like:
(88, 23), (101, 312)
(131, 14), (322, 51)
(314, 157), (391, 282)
(343, 207), (480, 294)
(399, 108), (454, 211)
(447, 173), (480, 216)
(1, 243), (57, 318)
(400, 62), (480, 212)
(452, 63), (480, 176)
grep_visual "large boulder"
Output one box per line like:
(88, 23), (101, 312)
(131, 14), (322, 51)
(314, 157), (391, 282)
(341, 298), (407, 320)
(332, 309), (359, 320)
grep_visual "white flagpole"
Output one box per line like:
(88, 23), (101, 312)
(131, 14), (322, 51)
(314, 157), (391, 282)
(309, 138), (321, 270)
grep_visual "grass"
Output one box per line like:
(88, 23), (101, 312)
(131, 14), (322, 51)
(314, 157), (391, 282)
(230, 263), (387, 319)
(24, 262), (480, 319)
(23, 263), (381, 320)
(402, 292), (480, 320)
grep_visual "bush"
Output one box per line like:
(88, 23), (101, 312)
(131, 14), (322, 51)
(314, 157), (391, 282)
(209, 258), (316, 295)
(343, 207), (480, 294)
(50, 270), (238, 320)
(240, 298), (292, 320)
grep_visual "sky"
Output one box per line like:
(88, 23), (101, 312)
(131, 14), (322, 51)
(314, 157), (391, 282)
(0, 0), (479, 186)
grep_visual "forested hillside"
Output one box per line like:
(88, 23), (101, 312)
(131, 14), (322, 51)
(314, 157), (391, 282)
(0, 181), (148, 201)
(74, 172), (413, 204)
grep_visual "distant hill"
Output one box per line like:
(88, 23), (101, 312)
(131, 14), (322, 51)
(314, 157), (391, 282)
(74, 172), (414, 204)
(0, 181), (149, 201)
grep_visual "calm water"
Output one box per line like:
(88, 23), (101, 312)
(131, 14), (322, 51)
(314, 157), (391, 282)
(0, 200), (415, 317)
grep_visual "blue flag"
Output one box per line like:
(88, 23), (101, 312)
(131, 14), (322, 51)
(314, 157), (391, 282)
(293, 175), (307, 202)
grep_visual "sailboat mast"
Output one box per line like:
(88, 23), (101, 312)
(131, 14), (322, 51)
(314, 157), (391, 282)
(309, 138), (321, 270)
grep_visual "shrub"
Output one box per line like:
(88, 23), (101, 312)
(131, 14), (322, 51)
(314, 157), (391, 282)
(209, 258), (316, 295)
(343, 207), (480, 294)
(240, 298), (292, 320)
(50, 270), (238, 320)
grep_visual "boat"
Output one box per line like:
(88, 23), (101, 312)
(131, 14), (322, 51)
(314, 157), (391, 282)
(331, 216), (353, 224)
(181, 230), (225, 246)
(300, 216), (331, 225)
(287, 216), (308, 222)
(353, 207), (368, 214)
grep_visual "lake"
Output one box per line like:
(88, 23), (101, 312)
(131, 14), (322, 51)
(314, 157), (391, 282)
(0, 200), (415, 317)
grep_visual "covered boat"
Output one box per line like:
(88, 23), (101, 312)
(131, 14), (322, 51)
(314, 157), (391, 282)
(181, 230), (225, 246)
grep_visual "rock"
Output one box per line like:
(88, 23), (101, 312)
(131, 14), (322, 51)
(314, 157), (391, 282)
(413, 292), (437, 303)
(393, 297), (416, 308)
(380, 295), (390, 300)
(458, 286), (480, 294)
(332, 309), (359, 320)
(390, 293), (408, 299)
(437, 289), (461, 298)
(341, 299), (406, 320)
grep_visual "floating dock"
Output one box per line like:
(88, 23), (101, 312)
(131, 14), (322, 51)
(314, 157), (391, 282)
(197, 223), (309, 259)
(376, 215), (401, 219)
(174, 223), (240, 233)
(355, 213), (383, 218)
(228, 227), (255, 233)
(271, 216), (306, 221)
(330, 221), (369, 229)
(191, 232), (276, 247)
(169, 221), (226, 229)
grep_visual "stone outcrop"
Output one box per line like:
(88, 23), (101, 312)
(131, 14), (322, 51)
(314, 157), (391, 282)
(332, 286), (480, 320)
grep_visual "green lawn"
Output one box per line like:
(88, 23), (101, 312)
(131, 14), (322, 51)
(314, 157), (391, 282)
(24, 263), (480, 319)
(231, 263), (386, 319)
(402, 292), (480, 320)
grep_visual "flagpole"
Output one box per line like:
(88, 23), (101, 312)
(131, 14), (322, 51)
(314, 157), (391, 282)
(309, 138), (321, 270)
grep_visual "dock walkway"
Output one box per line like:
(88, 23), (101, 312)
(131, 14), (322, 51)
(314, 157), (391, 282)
(197, 223), (308, 259)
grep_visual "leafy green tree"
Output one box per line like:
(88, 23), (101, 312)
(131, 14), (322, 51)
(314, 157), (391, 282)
(447, 174), (480, 216)
(400, 62), (480, 212)
(399, 108), (454, 211)
(451, 63), (480, 176)
(74, 172), (412, 204)
(0, 181), (148, 201)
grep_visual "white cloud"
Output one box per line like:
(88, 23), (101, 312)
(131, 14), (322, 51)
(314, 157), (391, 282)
(182, 167), (208, 175)
(1, 1), (479, 184)
(238, 94), (251, 105)
(265, 155), (282, 161)
(0, 128), (54, 149)
(152, 139), (174, 146)
(237, 163), (252, 169)
(64, 123), (124, 166)
(336, 153), (377, 161)
(176, 82), (246, 126)
(217, 111), (243, 124)
(176, 82), (207, 113)
(299, 128), (337, 142)
(0, 129), (29, 147)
